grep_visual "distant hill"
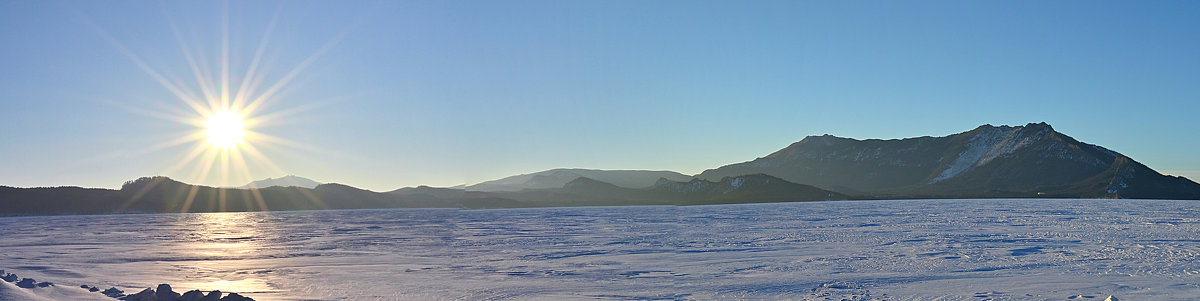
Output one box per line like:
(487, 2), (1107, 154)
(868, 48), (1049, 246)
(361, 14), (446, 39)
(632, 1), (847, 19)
(464, 169), (692, 192)
(697, 122), (1200, 199)
(488, 174), (847, 206)
(647, 174), (847, 205)
(239, 175), (321, 189)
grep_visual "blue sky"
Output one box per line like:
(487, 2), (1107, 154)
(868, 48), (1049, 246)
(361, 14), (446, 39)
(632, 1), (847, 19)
(1, 1), (1198, 191)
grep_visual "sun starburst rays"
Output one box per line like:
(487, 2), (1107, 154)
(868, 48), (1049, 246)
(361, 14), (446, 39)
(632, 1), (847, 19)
(83, 3), (356, 213)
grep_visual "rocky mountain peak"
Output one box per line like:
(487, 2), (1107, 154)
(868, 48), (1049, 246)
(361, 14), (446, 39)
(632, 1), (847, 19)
(797, 134), (846, 146)
(972, 122), (1055, 135)
(697, 123), (1200, 199)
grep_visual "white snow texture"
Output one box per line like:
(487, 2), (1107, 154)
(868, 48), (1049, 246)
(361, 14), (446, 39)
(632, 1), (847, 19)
(1, 199), (1195, 300)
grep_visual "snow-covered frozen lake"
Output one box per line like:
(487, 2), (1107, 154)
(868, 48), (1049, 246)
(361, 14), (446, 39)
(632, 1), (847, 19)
(3, 199), (1200, 300)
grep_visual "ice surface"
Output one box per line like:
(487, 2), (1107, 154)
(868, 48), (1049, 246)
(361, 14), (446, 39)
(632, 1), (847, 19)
(3, 199), (1200, 300)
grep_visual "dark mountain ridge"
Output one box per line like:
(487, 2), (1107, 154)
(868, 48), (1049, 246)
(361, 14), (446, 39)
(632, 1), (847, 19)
(0, 177), (489, 216)
(0, 175), (842, 216)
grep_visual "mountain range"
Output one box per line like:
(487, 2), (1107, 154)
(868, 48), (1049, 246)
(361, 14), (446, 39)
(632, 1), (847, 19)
(0, 174), (838, 216)
(3, 123), (1198, 216)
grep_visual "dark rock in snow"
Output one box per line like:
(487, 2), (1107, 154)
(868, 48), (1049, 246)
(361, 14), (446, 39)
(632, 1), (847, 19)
(0, 272), (251, 301)
(202, 290), (222, 301)
(156, 283), (181, 300)
(219, 292), (254, 301)
(180, 290), (205, 301)
(102, 287), (126, 298)
(120, 287), (156, 301)
(16, 278), (36, 288)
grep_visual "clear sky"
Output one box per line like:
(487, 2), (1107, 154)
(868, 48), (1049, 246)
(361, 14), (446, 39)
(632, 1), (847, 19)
(1, 1), (1198, 191)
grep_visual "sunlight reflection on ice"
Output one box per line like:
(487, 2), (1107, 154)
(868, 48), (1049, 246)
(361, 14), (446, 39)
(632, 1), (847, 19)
(179, 212), (264, 256)
(176, 279), (277, 295)
(169, 212), (278, 295)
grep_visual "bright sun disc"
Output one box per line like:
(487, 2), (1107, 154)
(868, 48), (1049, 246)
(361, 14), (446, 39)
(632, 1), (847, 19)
(206, 111), (246, 149)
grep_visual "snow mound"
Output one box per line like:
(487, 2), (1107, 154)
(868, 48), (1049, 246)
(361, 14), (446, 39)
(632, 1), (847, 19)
(0, 276), (111, 301)
(1, 269), (252, 301)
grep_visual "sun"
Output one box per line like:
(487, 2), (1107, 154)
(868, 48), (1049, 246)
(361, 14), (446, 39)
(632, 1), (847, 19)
(101, 4), (347, 212)
(205, 111), (246, 149)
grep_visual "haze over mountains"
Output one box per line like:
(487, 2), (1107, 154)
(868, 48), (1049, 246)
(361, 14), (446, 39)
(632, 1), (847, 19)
(239, 175), (321, 189)
(463, 169), (693, 191)
(3, 123), (1198, 216)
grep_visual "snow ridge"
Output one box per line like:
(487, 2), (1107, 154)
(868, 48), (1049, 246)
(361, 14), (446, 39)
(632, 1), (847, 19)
(929, 128), (1006, 183)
